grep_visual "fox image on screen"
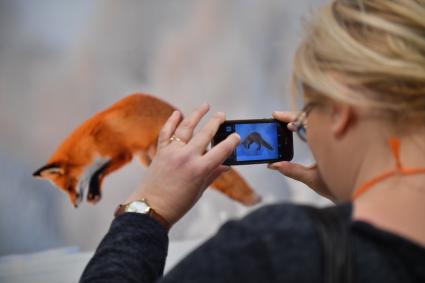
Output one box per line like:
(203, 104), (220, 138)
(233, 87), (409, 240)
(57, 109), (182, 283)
(241, 132), (273, 151)
(235, 123), (278, 162)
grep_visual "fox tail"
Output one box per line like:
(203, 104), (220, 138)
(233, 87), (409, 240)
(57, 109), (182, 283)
(210, 168), (261, 205)
(261, 139), (273, 151)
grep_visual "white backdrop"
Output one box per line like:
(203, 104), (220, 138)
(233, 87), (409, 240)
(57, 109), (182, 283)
(0, 0), (330, 256)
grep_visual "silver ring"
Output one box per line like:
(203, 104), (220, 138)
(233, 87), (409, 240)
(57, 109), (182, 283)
(169, 135), (185, 144)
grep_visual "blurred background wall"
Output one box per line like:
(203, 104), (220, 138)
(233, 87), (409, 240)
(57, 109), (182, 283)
(0, 0), (329, 256)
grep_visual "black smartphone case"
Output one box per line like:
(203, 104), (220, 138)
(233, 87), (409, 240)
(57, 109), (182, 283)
(211, 119), (293, 166)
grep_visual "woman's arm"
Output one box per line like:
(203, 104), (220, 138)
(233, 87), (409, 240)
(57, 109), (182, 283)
(79, 104), (240, 283)
(79, 213), (168, 283)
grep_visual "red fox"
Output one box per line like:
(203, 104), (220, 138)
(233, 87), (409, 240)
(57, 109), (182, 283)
(33, 94), (261, 207)
(241, 132), (273, 151)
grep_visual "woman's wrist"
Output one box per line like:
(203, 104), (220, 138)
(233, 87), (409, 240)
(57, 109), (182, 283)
(122, 190), (173, 229)
(125, 184), (183, 228)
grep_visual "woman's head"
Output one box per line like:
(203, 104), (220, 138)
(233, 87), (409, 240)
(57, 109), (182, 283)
(293, 0), (425, 127)
(291, 0), (425, 199)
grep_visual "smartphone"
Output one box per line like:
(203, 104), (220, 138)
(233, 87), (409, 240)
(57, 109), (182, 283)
(211, 118), (293, 165)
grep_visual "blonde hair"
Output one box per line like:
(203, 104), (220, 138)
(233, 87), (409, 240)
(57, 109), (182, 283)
(292, 0), (425, 127)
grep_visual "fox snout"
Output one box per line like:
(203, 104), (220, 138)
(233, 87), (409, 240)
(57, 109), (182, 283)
(68, 189), (82, 208)
(32, 163), (82, 208)
(33, 156), (111, 207)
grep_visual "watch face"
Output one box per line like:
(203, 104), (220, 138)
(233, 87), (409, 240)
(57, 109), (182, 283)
(128, 201), (150, 213)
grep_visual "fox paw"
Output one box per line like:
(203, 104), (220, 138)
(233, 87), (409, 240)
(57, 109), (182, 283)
(87, 192), (101, 203)
(243, 193), (262, 206)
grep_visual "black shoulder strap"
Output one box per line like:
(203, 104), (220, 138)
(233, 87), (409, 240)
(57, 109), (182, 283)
(302, 205), (353, 283)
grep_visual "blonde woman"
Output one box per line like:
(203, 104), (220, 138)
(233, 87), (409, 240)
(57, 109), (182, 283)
(80, 0), (425, 282)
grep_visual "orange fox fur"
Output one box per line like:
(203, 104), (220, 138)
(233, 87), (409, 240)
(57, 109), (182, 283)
(33, 93), (261, 207)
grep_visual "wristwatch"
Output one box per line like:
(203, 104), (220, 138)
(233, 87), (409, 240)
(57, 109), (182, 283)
(114, 199), (170, 230)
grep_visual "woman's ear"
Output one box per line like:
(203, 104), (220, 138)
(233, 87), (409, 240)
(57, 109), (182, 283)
(330, 103), (356, 139)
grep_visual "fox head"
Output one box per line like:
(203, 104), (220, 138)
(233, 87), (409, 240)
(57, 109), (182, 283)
(33, 162), (81, 207)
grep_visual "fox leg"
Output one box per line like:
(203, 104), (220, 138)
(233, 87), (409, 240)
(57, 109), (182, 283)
(139, 152), (151, 167)
(138, 143), (158, 168)
(87, 153), (132, 203)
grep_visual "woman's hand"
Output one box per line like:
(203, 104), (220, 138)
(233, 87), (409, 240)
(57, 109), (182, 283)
(267, 111), (336, 202)
(126, 104), (240, 228)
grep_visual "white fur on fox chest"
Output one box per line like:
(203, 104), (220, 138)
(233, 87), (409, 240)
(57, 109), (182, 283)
(77, 156), (110, 203)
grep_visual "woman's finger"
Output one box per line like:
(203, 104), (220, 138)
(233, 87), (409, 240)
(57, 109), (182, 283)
(188, 112), (225, 153)
(157, 110), (182, 149)
(267, 161), (316, 184)
(173, 103), (210, 142)
(272, 111), (297, 122)
(202, 133), (240, 168)
(272, 111), (298, 131)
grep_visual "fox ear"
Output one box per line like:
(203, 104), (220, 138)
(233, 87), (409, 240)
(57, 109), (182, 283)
(33, 163), (64, 178)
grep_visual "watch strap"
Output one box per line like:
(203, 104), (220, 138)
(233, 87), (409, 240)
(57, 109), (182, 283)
(114, 201), (171, 230)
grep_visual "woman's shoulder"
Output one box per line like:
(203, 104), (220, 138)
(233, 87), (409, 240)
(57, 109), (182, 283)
(211, 202), (352, 266)
(232, 201), (351, 235)
(351, 214), (425, 281)
(196, 202), (342, 281)
(163, 203), (326, 282)
(174, 202), (425, 282)
(211, 202), (344, 259)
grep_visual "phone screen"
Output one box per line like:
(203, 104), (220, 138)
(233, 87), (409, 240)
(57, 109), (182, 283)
(212, 119), (293, 165)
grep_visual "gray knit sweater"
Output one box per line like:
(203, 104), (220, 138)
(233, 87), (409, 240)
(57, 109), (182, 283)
(79, 202), (425, 282)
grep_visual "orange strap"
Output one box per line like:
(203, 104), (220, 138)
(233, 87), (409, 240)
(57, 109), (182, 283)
(351, 137), (425, 200)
